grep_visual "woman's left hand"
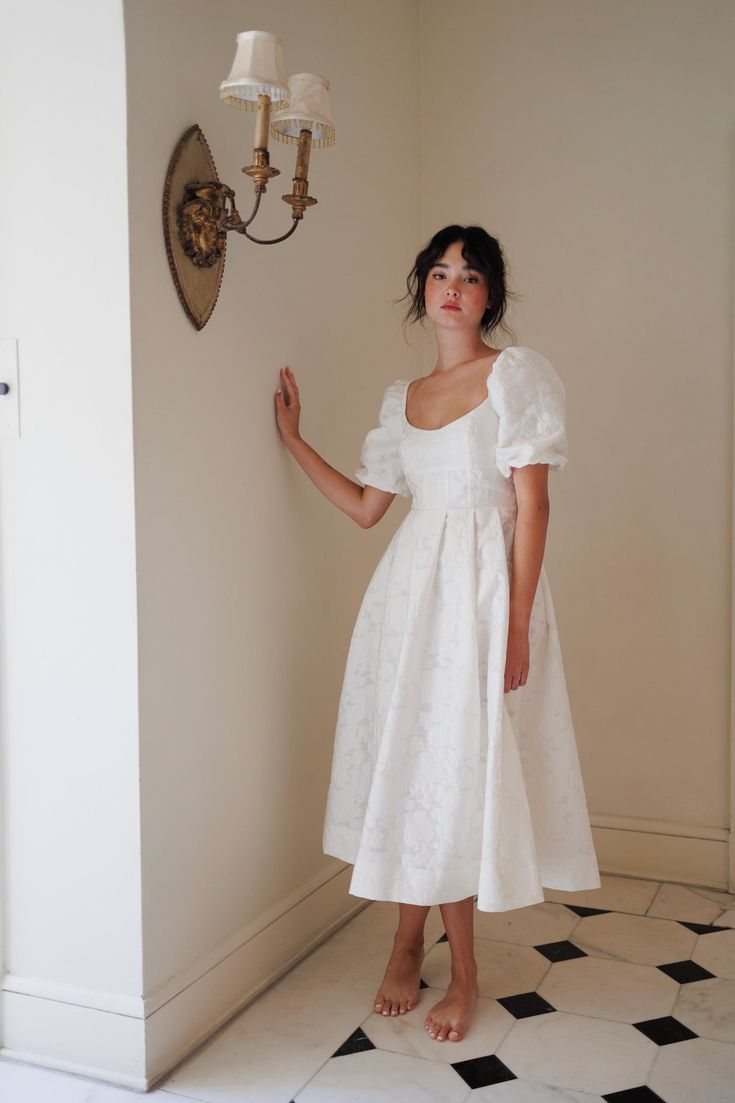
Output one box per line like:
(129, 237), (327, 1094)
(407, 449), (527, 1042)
(275, 365), (302, 443)
(504, 625), (530, 692)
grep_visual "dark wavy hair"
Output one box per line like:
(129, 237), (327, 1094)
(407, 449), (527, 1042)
(396, 224), (520, 344)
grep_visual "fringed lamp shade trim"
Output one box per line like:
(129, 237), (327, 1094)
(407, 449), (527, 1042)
(269, 120), (336, 148)
(219, 88), (290, 109)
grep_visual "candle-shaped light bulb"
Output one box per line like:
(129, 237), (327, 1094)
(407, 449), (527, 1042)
(295, 128), (312, 180)
(254, 93), (272, 150)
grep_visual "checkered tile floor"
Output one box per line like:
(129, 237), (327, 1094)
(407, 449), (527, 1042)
(2, 875), (734, 1101)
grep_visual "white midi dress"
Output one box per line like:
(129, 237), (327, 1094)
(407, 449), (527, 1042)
(322, 345), (601, 913)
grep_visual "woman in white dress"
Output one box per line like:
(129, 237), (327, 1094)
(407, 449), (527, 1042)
(274, 225), (600, 1045)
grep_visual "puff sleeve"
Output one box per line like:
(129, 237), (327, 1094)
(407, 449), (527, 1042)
(488, 346), (568, 478)
(354, 379), (410, 497)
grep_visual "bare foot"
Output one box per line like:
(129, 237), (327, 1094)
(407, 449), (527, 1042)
(373, 937), (425, 1016)
(425, 973), (479, 1041)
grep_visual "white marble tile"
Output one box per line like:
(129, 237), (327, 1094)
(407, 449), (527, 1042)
(495, 1011), (656, 1096)
(571, 911), (696, 966)
(421, 939), (550, 999)
(293, 1049), (471, 1102)
(361, 985), (515, 1061)
(673, 977), (735, 1043)
(648, 1036), (735, 1103)
(715, 908), (735, 928)
(537, 955), (678, 1022)
(473, 901), (579, 946)
(543, 873), (660, 915)
(0, 1059), (182, 1103)
(647, 882), (724, 925)
(157, 963), (377, 1103)
(692, 927), (735, 980)
(473, 1078), (604, 1101)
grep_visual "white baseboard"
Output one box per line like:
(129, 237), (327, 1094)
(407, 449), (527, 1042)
(0, 861), (365, 1091)
(590, 813), (731, 891)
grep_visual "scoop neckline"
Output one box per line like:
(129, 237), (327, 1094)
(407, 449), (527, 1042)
(403, 347), (512, 432)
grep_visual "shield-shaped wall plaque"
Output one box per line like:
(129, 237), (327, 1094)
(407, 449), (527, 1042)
(162, 125), (226, 330)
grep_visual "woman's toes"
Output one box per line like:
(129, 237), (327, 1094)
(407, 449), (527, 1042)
(381, 1001), (392, 1016)
(449, 1027), (463, 1040)
(373, 997), (384, 1012)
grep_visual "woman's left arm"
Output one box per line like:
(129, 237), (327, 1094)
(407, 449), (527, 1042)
(504, 463), (550, 693)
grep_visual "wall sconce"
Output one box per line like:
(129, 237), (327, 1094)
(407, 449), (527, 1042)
(162, 29), (336, 329)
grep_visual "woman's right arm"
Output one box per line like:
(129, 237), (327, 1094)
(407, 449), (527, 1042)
(275, 366), (396, 529)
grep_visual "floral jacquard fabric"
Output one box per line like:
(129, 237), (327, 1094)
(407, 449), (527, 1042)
(323, 346), (601, 912)
(353, 383), (411, 496)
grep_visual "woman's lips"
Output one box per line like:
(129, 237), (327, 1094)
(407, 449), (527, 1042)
(442, 304), (461, 311)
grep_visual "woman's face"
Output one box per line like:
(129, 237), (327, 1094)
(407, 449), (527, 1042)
(423, 240), (490, 331)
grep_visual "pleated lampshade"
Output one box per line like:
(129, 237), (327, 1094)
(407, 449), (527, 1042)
(270, 73), (336, 149)
(219, 30), (290, 109)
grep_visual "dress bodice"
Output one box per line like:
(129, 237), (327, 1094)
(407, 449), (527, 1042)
(354, 346), (568, 512)
(400, 384), (516, 511)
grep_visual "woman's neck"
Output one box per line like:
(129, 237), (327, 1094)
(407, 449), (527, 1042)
(433, 330), (493, 374)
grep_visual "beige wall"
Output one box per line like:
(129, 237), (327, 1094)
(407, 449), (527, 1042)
(2, 0), (733, 1088)
(123, 0), (422, 998)
(421, 0), (735, 883)
(126, 0), (735, 1056)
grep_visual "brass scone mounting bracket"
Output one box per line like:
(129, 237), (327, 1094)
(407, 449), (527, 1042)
(162, 125), (227, 330)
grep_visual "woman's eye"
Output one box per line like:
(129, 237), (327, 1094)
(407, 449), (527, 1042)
(430, 273), (479, 282)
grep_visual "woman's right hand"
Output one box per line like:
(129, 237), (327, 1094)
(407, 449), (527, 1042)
(275, 365), (302, 444)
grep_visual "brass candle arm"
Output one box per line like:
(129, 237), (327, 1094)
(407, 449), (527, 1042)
(177, 177), (302, 250)
(227, 193), (300, 244)
(177, 120), (318, 252)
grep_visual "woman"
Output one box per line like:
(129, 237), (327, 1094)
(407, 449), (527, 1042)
(274, 225), (600, 1045)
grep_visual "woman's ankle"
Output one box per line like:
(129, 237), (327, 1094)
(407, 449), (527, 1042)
(392, 932), (425, 952)
(450, 960), (478, 983)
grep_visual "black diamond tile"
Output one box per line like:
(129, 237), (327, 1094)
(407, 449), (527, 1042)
(657, 959), (716, 984)
(534, 939), (588, 963)
(436, 931), (449, 943)
(332, 1026), (376, 1057)
(450, 1052), (516, 1089)
(564, 904), (611, 917)
(419, 976), (429, 989)
(602, 1086), (668, 1101)
(497, 991), (556, 1018)
(678, 919), (727, 935)
(632, 1015), (698, 1046)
